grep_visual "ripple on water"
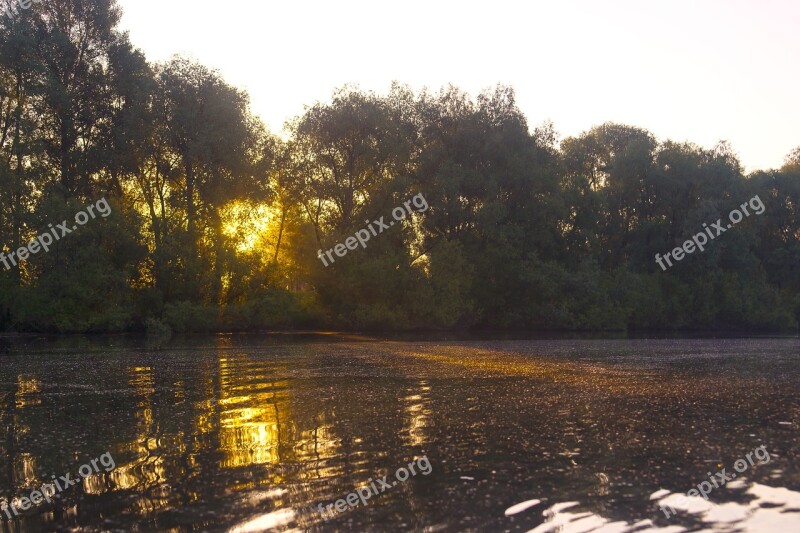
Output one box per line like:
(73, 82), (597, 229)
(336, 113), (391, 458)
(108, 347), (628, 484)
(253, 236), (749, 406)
(509, 482), (800, 532)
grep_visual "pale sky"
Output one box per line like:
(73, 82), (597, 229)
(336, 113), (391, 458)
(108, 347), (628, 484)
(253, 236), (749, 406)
(117, 0), (800, 172)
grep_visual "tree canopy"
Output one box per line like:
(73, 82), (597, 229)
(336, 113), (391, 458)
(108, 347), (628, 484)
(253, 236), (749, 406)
(1, 1), (798, 333)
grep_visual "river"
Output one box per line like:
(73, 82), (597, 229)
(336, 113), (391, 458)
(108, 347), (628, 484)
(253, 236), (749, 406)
(0, 335), (798, 532)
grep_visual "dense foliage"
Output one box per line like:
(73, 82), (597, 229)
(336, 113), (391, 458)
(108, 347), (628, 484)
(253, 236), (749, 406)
(1, 1), (798, 333)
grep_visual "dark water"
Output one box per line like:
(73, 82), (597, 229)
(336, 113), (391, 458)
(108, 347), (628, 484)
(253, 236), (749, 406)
(0, 335), (798, 532)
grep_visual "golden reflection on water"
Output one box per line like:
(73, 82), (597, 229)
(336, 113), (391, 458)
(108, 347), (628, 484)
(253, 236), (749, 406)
(217, 355), (292, 468)
(121, 364), (173, 513)
(113, 347), (342, 510)
(15, 376), (40, 408)
(295, 423), (340, 476)
(402, 380), (432, 447)
(13, 453), (37, 488)
(12, 377), (39, 487)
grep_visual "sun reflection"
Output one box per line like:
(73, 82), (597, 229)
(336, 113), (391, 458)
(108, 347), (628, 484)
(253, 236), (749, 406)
(1, 346), (351, 530)
(402, 380), (432, 447)
(217, 355), (293, 468)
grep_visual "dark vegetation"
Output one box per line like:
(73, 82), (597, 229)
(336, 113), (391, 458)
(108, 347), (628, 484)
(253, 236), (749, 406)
(1, 1), (799, 333)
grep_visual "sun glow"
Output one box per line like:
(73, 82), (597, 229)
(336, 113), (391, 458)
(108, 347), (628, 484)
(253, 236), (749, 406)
(222, 201), (282, 254)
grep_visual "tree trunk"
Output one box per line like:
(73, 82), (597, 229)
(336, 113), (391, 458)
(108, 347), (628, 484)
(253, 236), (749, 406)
(273, 206), (287, 263)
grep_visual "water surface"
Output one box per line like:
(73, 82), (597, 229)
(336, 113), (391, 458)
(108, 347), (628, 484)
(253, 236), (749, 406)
(0, 336), (798, 532)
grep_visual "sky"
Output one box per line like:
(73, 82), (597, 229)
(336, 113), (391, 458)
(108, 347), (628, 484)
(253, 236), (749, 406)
(117, 0), (800, 172)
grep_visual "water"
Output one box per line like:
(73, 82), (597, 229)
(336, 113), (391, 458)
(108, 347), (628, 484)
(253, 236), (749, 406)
(0, 335), (798, 532)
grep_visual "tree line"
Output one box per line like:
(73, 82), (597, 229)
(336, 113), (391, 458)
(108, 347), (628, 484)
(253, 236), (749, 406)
(1, 0), (799, 333)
